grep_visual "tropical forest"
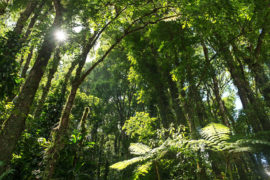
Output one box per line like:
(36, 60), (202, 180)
(0, 0), (270, 179)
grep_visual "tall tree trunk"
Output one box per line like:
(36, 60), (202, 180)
(23, 0), (47, 42)
(34, 48), (61, 119)
(19, 1), (47, 65)
(232, 39), (270, 106)
(21, 46), (34, 78)
(214, 36), (270, 131)
(202, 42), (231, 127)
(104, 159), (109, 180)
(97, 135), (104, 180)
(0, 0), (39, 100)
(167, 74), (186, 126)
(186, 60), (207, 127)
(0, 0), (63, 170)
(43, 82), (79, 179)
(156, 84), (174, 129)
(179, 80), (198, 139)
(72, 107), (90, 171)
(191, 84), (208, 127)
(57, 59), (80, 113)
(154, 161), (161, 180)
(13, 0), (38, 35)
(250, 13), (270, 105)
(43, 37), (93, 178)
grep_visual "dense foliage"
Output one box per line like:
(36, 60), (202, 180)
(0, 0), (270, 179)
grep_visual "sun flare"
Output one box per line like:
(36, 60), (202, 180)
(55, 30), (67, 41)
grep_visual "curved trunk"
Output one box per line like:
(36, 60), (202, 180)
(43, 82), (79, 179)
(43, 36), (92, 178)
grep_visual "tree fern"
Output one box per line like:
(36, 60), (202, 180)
(133, 161), (152, 180)
(110, 123), (270, 178)
(110, 156), (146, 170)
(129, 143), (152, 155)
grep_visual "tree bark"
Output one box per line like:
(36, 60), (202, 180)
(179, 80), (198, 139)
(21, 46), (34, 78)
(23, 0), (47, 41)
(13, 0), (39, 35)
(0, 0), (38, 100)
(202, 42), (231, 127)
(72, 107), (90, 171)
(0, 0), (63, 169)
(43, 35), (93, 178)
(34, 48), (61, 119)
(167, 73), (186, 126)
(214, 36), (270, 131)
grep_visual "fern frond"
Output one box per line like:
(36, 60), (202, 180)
(200, 123), (230, 143)
(228, 147), (254, 153)
(110, 156), (145, 170)
(133, 161), (152, 180)
(129, 143), (152, 155)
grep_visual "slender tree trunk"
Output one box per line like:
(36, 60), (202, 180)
(43, 82), (79, 179)
(114, 133), (119, 155)
(191, 84), (208, 127)
(179, 81), (198, 138)
(156, 85), (174, 129)
(43, 37), (93, 178)
(214, 36), (270, 131)
(226, 49), (269, 131)
(186, 60), (207, 127)
(13, 0), (38, 35)
(23, 0), (47, 41)
(250, 63), (270, 104)
(34, 48), (61, 119)
(0, 0), (63, 170)
(231, 41), (270, 106)
(0, 0), (39, 100)
(167, 74), (186, 126)
(202, 42), (231, 127)
(154, 161), (161, 180)
(20, 3), (50, 66)
(104, 159), (109, 180)
(21, 46), (34, 78)
(97, 135), (104, 180)
(72, 107), (90, 171)
(57, 59), (79, 112)
(249, 14), (270, 105)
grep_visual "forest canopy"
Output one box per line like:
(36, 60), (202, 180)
(0, 0), (270, 179)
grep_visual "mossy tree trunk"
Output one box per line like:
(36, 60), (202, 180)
(0, 0), (63, 170)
